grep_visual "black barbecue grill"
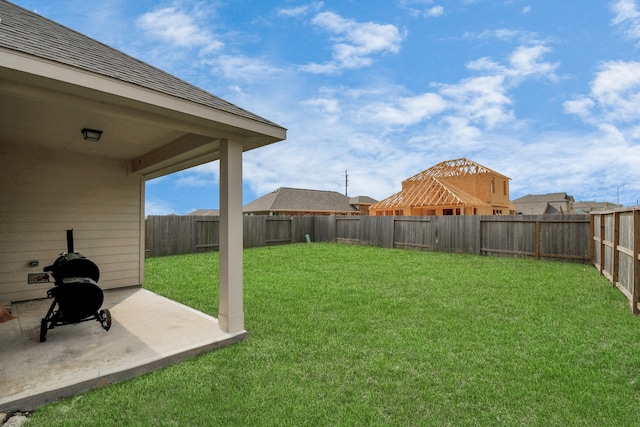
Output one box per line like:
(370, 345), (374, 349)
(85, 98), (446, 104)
(39, 230), (111, 342)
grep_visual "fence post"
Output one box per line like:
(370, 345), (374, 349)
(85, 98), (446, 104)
(612, 211), (620, 286)
(599, 214), (606, 276)
(534, 220), (540, 260)
(633, 210), (640, 314)
(589, 214), (595, 264)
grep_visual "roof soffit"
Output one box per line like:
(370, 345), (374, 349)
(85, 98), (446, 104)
(0, 50), (286, 143)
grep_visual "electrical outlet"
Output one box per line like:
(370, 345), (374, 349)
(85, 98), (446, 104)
(28, 273), (50, 284)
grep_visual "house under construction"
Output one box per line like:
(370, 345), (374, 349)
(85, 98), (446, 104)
(369, 158), (516, 216)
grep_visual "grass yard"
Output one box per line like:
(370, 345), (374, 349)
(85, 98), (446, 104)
(29, 243), (640, 426)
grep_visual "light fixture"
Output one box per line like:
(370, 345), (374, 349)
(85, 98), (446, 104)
(82, 128), (103, 142)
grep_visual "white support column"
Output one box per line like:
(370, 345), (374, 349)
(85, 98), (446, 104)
(219, 138), (245, 333)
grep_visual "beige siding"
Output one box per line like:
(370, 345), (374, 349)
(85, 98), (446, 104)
(0, 143), (143, 302)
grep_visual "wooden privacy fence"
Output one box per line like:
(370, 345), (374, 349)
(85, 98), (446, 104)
(591, 207), (640, 313)
(146, 214), (591, 263)
(146, 215), (335, 257)
(334, 215), (590, 261)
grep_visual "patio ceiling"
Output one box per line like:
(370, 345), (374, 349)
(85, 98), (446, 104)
(0, 55), (286, 179)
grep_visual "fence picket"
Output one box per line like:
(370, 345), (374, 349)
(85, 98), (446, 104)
(146, 214), (591, 263)
(591, 207), (640, 313)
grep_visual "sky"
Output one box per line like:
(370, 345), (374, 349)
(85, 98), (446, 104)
(11, 0), (640, 213)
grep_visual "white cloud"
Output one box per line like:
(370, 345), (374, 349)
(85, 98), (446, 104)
(399, 0), (444, 18)
(563, 97), (595, 118)
(611, 0), (640, 40)
(301, 97), (342, 121)
(302, 11), (406, 73)
(238, 41), (564, 201)
(136, 6), (223, 50)
(145, 198), (177, 216)
(464, 28), (546, 47)
(207, 54), (282, 82)
(565, 60), (640, 125)
(277, 2), (324, 17)
(438, 75), (513, 129)
(180, 162), (219, 182)
(507, 45), (559, 80)
(358, 93), (447, 126)
(469, 44), (559, 83)
(425, 6), (444, 17)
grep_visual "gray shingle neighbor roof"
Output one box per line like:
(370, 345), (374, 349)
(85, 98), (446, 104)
(244, 187), (359, 213)
(0, 0), (283, 129)
(512, 192), (574, 215)
(512, 193), (573, 203)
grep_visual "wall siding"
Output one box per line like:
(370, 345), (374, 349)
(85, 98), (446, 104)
(0, 143), (143, 302)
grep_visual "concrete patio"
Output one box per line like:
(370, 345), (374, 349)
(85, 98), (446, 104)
(0, 287), (247, 412)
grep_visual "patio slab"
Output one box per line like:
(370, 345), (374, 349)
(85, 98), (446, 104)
(0, 287), (247, 412)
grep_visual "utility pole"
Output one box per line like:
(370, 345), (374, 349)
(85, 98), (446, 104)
(345, 170), (349, 196)
(618, 183), (628, 206)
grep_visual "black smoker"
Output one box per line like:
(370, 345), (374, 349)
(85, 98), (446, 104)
(40, 230), (111, 342)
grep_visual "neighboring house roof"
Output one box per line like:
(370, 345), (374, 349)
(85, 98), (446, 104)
(513, 193), (574, 215)
(573, 201), (621, 213)
(512, 193), (574, 204)
(349, 196), (378, 205)
(515, 202), (561, 215)
(404, 157), (511, 183)
(244, 188), (359, 214)
(373, 176), (491, 210)
(370, 158), (507, 211)
(0, 1), (278, 128)
(189, 209), (220, 216)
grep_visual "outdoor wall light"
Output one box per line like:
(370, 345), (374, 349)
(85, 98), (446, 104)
(81, 128), (103, 142)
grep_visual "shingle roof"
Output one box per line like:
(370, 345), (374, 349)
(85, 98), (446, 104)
(512, 193), (574, 214)
(573, 201), (622, 213)
(189, 209), (220, 216)
(512, 193), (573, 203)
(244, 188), (358, 213)
(0, 0), (283, 128)
(349, 196), (377, 205)
(514, 202), (555, 215)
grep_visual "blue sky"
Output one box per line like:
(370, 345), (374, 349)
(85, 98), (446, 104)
(12, 0), (640, 213)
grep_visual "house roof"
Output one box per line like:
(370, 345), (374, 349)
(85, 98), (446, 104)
(513, 193), (574, 215)
(573, 201), (621, 213)
(371, 176), (491, 210)
(404, 157), (510, 184)
(189, 209), (220, 216)
(349, 196), (378, 205)
(0, 1), (278, 127)
(0, 1), (286, 178)
(244, 188), (359, 213)
(512, 193), (574, 203)
(515, 202), (561, 215)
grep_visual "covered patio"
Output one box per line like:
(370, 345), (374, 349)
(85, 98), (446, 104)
(0, 1), (285, 412)
(0, 287), (243, 412)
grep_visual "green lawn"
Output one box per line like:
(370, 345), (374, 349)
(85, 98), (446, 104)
(29, 243), (640, 426)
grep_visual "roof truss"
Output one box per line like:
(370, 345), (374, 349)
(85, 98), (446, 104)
(404, 157), (505, 183)
(372, 177), (489, 209)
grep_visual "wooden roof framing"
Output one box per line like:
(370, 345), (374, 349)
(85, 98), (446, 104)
(374, 176), (489, 209)
(404, 157), (506, 182)
(371, 158), (508, 212)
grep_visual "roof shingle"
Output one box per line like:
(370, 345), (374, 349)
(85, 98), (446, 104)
(244, 188), (358, 213)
